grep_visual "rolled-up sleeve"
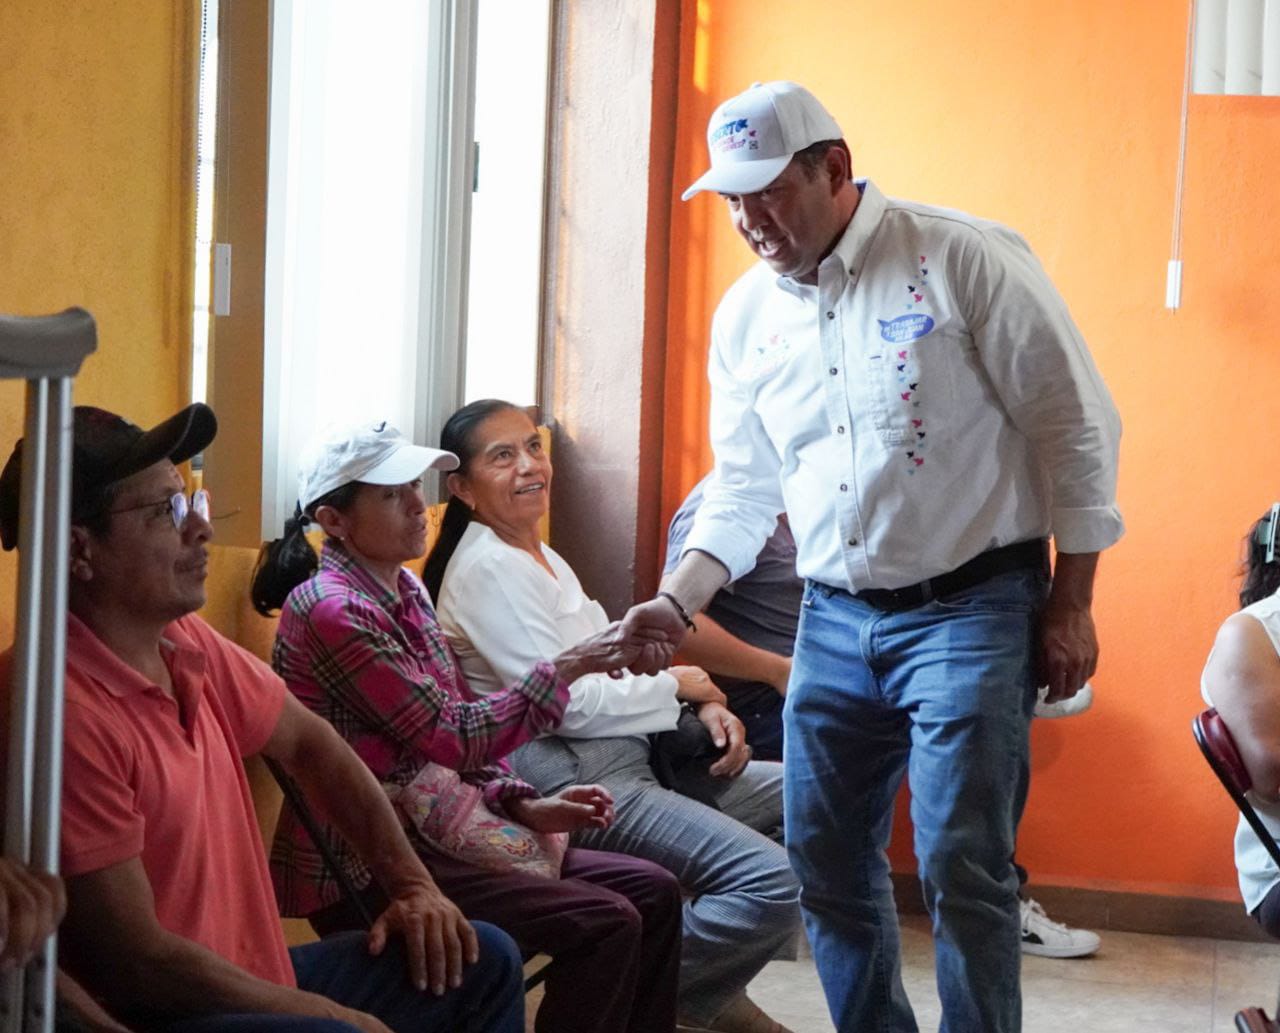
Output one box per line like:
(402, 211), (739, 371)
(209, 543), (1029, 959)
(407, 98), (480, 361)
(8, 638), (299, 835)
(960, 225), (1124, 553)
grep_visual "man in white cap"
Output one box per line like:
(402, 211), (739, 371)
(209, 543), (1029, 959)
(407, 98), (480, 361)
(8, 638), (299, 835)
(640, 81), (1123, 1032)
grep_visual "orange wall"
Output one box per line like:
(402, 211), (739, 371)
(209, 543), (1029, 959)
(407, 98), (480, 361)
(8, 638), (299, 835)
(0, 1), (196, 644)
(662, 0), (1280, 899)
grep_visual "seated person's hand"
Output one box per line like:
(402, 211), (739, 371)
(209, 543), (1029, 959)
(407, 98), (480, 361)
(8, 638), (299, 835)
(553, 609), (678, 683)
(671, 665), (727, 705)
(509, 785), (615, 833)
(696, 702), (752, 778)
(368, 875), (479, 998)
(0, 856), (65, 970)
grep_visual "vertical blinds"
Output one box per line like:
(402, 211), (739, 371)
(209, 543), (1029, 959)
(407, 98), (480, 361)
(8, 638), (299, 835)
(1193, 0), (1280, 94)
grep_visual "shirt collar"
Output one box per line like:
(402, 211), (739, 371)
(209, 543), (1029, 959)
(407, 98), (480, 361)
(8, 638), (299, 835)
(65, 612), (207, 699)
(319, 539), (425, 616)
(775, 179), (886, 300)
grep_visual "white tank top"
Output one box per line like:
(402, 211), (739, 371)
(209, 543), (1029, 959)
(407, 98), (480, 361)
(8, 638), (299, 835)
(1201, 590), (1280, 912)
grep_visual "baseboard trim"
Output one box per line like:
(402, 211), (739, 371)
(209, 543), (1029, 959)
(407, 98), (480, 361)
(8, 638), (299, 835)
(890, 872), (1271, 943)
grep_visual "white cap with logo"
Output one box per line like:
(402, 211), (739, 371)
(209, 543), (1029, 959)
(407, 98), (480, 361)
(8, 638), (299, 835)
(298, 420), (459, 511)
(682, 81), (843, 201)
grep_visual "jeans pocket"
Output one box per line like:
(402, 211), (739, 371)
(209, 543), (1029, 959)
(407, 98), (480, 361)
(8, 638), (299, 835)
(802, 580), (835, 608)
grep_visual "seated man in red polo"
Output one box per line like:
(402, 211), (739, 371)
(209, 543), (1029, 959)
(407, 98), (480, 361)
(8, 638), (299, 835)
(0, 402), (526, 1033)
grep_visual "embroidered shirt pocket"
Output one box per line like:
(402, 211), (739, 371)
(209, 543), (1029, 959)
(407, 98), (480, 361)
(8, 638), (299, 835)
(864, 326), (971, 475)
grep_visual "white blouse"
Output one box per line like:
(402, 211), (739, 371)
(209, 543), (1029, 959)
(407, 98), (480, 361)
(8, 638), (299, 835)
(437, 522), (681, 739)
(1201, 589), (1280, 912)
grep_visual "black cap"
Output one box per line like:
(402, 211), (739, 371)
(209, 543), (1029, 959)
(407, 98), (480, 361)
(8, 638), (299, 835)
(0, 403), (218, 550)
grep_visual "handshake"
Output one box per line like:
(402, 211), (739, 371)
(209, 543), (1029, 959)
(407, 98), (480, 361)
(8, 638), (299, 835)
(551, 595), (692, 683)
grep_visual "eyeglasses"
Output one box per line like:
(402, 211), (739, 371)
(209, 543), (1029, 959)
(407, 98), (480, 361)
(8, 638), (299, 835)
(108, 489), (212, 531)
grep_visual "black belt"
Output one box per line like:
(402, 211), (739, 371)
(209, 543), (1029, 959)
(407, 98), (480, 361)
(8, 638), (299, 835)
(853, 539), (1049, 611)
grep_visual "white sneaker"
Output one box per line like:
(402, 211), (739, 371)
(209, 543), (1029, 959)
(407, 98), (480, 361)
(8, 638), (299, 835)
(1033, 681), (1093, 719)
(1020, 897), (1101, 958)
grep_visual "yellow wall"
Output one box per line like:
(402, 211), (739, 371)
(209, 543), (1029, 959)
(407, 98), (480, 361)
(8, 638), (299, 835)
(663, 0), (1280, 898)
(0, 0), (197, 642)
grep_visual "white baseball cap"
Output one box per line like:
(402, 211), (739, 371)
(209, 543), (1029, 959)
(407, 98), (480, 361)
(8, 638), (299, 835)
(682, 81), (843, 201)
(298, 420), (459, 511)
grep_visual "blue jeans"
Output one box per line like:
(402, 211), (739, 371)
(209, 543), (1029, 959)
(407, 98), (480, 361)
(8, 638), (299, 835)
(784, 568), (1048, 1033)
(159, 924), (524, 1033)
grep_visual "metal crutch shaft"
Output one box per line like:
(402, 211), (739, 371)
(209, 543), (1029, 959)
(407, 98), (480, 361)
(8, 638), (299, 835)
(0, 310), (96, 1033)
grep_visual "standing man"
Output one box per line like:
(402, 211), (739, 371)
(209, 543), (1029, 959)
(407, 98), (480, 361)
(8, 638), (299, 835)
(645, 81), (1122, 1032)
(666, 474), (1103, 960)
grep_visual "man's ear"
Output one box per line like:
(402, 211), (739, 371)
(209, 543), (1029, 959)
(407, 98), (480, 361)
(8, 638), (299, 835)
(69, 526), (94, 583)
(446, 472), (473, 510)
(823, 144), (852, 193)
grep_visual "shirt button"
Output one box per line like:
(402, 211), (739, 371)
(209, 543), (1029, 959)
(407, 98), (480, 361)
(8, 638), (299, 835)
(826, 310), (835, 320)
(829, 367), (838, 376)
(839, 483), (848, 492)
(848, 537), (859, 547)
(837, 425), (846, 434)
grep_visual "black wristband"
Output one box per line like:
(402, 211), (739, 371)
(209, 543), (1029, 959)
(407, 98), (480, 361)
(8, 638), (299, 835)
(657, 590), (697, 631)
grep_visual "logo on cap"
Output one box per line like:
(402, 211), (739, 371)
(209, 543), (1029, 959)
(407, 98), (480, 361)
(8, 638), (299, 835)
(711, 118), (759, 154)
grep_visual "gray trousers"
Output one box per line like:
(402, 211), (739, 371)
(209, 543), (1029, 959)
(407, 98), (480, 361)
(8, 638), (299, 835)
(510, 734), (801, 1025)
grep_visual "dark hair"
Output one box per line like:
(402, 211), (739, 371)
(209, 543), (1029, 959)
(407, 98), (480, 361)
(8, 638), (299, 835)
(421, 399), (523, 601)
(250, 481), (361, 616)
(1240, 506), (1280, 608)
(790, 138), (851, 180)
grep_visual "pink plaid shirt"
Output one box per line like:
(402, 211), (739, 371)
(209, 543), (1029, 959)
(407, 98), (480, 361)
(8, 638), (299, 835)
(269, 540), (569, 917)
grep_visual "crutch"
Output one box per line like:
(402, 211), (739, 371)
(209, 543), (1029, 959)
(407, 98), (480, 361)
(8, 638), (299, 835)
(0, 309), (97, 1033)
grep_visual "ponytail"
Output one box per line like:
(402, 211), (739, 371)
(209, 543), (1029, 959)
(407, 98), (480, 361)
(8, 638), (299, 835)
(422, 496), (472, 602)
(250, 482), (361, 616)
(250, 505), (319, 616)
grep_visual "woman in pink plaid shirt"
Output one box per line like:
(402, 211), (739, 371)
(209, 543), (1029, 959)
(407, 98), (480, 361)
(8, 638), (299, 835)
(251, 420), (682, 1033)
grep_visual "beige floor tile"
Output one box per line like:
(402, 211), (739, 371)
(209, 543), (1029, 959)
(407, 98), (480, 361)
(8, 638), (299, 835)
(1020, 975), (1212, 1033)
(1214, 936), (1280, 992)
(527, 920), (1280, 1032)
(1022, 929), (1217, 993)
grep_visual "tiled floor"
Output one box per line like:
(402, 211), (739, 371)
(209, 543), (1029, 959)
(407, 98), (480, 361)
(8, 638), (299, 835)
(525, 914), (1280, 1032)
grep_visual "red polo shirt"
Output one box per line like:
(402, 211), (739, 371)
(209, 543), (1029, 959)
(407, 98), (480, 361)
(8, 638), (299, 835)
(55, 612), (293, 986)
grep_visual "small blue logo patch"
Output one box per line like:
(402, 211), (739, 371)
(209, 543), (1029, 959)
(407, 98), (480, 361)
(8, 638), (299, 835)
(710, 118), (749, 143)
(878, 314), (935, 344)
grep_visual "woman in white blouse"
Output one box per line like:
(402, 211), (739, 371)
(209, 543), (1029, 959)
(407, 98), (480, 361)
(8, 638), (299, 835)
(423, 400), (800, 1033)
(1202, 502), (1280, 937)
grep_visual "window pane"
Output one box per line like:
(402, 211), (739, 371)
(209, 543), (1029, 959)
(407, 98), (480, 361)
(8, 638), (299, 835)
(192, 0), (220, 405)
(464, 0), (551, 407)
(263, 0), (433, 532)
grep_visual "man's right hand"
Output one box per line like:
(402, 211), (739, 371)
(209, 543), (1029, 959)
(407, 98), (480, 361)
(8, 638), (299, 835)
(619, 597), (689, 675)
(368, 877), (479, 997)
